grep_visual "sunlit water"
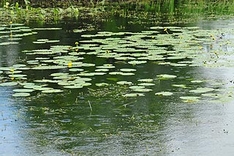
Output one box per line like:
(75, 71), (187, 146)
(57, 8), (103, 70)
(1, 17), (234, 156)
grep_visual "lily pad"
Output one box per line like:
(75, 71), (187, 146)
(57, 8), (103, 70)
(109, 72), (123, 75)
(13, 89), (34, 93)
(12, 92), (30, 97)
(191, 80), (203, 83)
(157, 74), (177, 79)
(34, 87), (54, 91)
(0, 82), (18, 86)
(0, 42), (19, 46)
(93, 72), (106, 76)
(120, 72), (135, 76)
(63, 85), (84, 89)
(95, 68), (109, 72)
(122, 93), (145, 97)
(189, 87), (214, 94)
(96, 64), (115, 69)
(73, 29), (85, 33)
(50, 72), (69, 77)
(138, 83), (155, 86)
(33, 27), (62, 31)
(128, 60), (147, 65)
(78, 72), (95, 77)
(201, 93), (219, 97)
(180, 96), (200, 103)
(155, 91), (173, 96)
(42, 89), (63, 93)
(133, 88), (152, 92)
(32, 65), (66, 70)
(120, 68), (136, 72)
(172, 84), (187, 88)
(129, 85), (145, 90)
(9, 74), (27, 78)
(69, 68), (84, 72)
(81, 63), (96, 67)
(27, 60), (39, 65)
(137, 79), (154, 82)
(117, 81), (133, 85)
(95, 83), (109, 87)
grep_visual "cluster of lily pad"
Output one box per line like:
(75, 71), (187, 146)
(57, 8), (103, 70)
(74, 26), (227, 101)
(0, 23), (36, 45)
(1, 22), (234, 103)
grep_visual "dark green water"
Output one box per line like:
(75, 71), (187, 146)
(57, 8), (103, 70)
(1, 15), (234, 156)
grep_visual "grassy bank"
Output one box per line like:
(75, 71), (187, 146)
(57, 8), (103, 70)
(1, 0), (234, 24)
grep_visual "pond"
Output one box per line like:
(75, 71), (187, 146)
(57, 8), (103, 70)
(1, 13), (234, 155)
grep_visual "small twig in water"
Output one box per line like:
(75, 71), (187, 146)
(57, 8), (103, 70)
(88, 100), (92, 112)
(75, 97), (78, 103)
(119, 100), (137, 108)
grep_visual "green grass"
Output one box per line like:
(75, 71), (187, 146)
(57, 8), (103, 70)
(1, 0), (234, 24)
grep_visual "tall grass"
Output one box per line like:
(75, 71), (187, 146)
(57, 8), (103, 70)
(1, 0), (234, 24)
(115, 0), (234, 16)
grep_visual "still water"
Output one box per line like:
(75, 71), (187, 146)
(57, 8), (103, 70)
(1, 16), (234, 156)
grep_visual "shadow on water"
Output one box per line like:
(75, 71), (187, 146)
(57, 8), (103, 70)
(1, 13), (234, 156)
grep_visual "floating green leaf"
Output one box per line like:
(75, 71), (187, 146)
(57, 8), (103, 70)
(117, 81), (133, 85)
(13, 89), (34, 93)
(133, 88), (152, 92)
(129, 85), (145, 90)
(138, 83), (155, 86)
(189, 87), (214, 94)
(123, 93), (145, 97)
(138, 79), (154, 82)
(191, 80), (203, 83)
(120, 68), (136, 72)
(33, 27), (62, 31)
(95, 83), (109, 87)
(155, 91), (173, 96)
(172, 84), (187, 88)
(120, 72), (135, 76)
(32, 65), (66, 70)
(128, 60), (147, 65)
(180, 96), (200, 103)
(12, 92), (30, 97)
(0, 82), (18, 86)
(42, 89), (63, 93)
(157, 74), (177, 79)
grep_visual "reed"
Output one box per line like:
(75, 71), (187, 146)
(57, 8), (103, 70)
(1, 0), (234, 24)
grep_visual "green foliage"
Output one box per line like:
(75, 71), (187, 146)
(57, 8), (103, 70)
(0, 0), (79, 24)
(1, 0), (234, 24)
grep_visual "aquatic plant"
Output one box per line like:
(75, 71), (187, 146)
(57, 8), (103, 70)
(1, 15), (234, 104)
(0, 1), (79, 23)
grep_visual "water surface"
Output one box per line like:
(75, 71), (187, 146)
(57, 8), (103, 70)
(1, 16), (234, 156)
